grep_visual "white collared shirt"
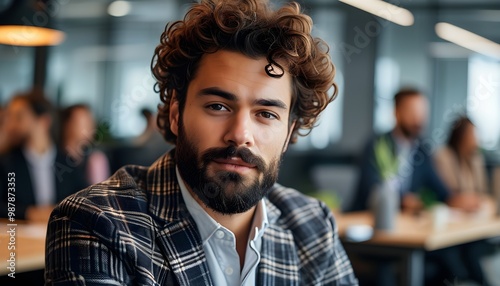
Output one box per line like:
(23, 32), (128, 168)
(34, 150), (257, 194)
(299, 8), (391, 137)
(23, 145), (57, 206)
(176, 167), (268, 286)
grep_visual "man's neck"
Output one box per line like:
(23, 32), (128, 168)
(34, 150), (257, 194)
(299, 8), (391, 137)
(392, 127), (416, 145)
(186, 186), (255, 268)
(26, 134), (53, 155)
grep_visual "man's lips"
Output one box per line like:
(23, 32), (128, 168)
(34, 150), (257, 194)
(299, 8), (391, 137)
(212, 157), (257, 169)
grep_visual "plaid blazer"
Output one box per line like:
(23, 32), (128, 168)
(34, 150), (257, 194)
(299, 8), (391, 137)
(45, 150), (358, 285)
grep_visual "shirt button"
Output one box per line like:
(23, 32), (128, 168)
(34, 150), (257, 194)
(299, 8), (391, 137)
(215, 230), (225, 239)
(225, 267), (233, 275)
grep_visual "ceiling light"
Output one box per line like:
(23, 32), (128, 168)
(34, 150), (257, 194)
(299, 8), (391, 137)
(0, 25), (64, 46)
(339, 0), (414, 26)
(108, 1), (131, 17)
(0, 0), (65, 46)
(435, 22), (500, 60)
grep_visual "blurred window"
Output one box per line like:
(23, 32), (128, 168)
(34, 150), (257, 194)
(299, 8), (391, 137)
(373, 57), (399, 134)
(0, 46), (33, 103)
(467, 55), (500, 150)
(291, 9), (345, 151)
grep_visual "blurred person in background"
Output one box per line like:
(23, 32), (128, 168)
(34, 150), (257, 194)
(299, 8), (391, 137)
(351, 88), (483, 285)
(434, 116), (493, 285)
(133, 107), (166, 148)
(351, 88), (451, 213)
(134, 108), (154, 144)
(0, 91), (87, 222)
(60, 104), (110, 185)
(434, 116), (488, 209)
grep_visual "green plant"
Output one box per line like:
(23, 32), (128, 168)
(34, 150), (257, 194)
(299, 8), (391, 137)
(419, 187), (439, 209)
(310, 191), (341, 211)
(373, 136), (399, 180)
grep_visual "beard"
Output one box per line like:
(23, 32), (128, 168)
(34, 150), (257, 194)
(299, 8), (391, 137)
(399, 124), (423, 140)
(175, 122), (283, 215)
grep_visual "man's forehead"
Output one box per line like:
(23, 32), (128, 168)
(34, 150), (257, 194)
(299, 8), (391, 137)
(199, 50), (269, 74)
(400, 94), (428, 106)
(192, 50), (292, 102)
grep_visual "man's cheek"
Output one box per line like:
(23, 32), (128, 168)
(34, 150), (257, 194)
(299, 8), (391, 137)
(258, 128), (281, 145)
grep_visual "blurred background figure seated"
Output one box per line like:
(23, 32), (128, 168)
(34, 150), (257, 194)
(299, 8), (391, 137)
(0, 90), (87, 222)
(435, 116), (488, 210)
(351, 88), (451, 214)
(434, 116), (495, 285)
(108, 107), (172, 172)
(349, 88), (495, 285)
(60, 104), (110, 185)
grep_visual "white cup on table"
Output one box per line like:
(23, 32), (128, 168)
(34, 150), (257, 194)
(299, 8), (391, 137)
(431, 204), (449, 230)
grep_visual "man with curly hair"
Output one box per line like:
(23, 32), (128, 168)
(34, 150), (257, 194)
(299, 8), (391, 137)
(45, 0), (358, 285)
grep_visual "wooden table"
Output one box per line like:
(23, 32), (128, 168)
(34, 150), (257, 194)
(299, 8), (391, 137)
(1, 210), (499, 283)
(0, 220), (47, 276)
(336, 207), (500, 286)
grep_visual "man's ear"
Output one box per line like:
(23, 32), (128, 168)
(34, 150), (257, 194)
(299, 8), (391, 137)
(282, 120), (296, 153)
(169, 92), (180, 137)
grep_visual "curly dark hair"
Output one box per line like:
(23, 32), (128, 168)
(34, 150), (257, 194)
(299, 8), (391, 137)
(152, 0), (337, 144)
(447, 116), (474, 155)
(394, 87), (422, 108)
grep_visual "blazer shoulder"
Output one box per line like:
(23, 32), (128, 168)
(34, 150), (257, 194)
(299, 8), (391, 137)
(52, 165), (150, 227)
(267, 184), (336, 235)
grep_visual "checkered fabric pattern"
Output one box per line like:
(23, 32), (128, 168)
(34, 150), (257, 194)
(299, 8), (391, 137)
(45, 149), (358, 285)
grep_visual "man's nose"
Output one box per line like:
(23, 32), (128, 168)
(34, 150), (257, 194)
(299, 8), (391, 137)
(223, 112), (255, 148)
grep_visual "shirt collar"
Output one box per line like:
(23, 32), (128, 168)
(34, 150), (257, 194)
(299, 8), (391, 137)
(391, 131), (418, 152)
(250, 195), (268, 241)
(23, 145), (56, 166)
(176, 166), (268, 243)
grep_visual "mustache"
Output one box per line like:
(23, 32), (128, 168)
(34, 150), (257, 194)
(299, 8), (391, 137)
(201, 145), (266, 172)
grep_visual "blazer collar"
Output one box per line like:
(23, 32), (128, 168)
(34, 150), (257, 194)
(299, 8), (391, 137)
(145, 150), (298, 285)
(145, 149), (214, 286)
(258, 187), (300, 285)
(146, 148), (188, 223)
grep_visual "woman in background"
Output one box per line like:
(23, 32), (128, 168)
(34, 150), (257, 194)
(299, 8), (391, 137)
(435, 116), (488, 211)
(61, 104), (109, 185)
(434, 116), (491, 285)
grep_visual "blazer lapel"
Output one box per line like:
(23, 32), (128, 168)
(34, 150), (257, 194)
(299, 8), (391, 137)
(257, 198), (300, 285)
(13, 148), (36, 206)
(146, 149), (213, 286)
(156, 218), (213, 286)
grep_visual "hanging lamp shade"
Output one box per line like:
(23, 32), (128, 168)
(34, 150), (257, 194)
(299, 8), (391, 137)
(0, 0), (65, 46)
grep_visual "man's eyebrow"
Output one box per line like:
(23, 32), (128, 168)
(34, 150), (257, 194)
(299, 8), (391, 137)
(198, 87), (288, 110)
(254, 99), (288, 110)
(198, 87), (237, 101)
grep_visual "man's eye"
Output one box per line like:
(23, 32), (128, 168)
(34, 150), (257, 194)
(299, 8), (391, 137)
(207, 104), (228, 111)
(259, 111), (278, 119)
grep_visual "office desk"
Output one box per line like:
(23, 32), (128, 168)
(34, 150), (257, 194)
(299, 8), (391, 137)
(0, 220), (47, 276)
(336, 208), (500, 286)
